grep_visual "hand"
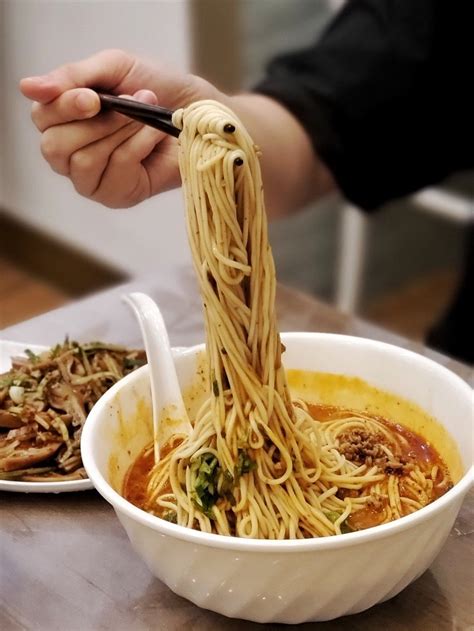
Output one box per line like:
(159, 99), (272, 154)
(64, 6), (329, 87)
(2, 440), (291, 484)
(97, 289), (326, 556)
(20, 49), (221, 208)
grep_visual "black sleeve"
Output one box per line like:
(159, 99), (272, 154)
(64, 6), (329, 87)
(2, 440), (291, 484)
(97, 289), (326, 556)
(255, 0), (474, 211)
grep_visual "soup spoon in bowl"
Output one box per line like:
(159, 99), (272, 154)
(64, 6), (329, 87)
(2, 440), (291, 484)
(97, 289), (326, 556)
(122, 292), (192, 461)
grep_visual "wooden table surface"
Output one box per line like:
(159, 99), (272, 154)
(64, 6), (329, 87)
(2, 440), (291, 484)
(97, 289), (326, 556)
(1, 271), (473, 631)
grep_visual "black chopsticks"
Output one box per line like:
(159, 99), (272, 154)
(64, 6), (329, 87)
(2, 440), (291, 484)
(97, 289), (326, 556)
(96, 92), (181, 138)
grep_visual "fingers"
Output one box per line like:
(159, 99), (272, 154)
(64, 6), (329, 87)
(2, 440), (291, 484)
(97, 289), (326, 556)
(40, 110), (135, 175)
(20, 75), (62, 105)
(88, 126), (166, 206)
(31, 88), (100, 132)
(39, 90), (159, 176)
(69, 120), (146, 196)
(142, 141), (182, 194)
(31, 88), (157, 134)
(20, 49), (135, 104)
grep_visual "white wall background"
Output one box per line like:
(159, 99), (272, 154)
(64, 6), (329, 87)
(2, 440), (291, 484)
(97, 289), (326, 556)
(1, 0), (192, 274)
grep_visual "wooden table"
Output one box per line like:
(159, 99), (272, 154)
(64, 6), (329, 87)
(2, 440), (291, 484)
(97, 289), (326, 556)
(1, 269), (473, 630)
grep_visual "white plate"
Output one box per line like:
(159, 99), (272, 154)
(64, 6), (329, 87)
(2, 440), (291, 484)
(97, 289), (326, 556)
(0, 340), (93, 493)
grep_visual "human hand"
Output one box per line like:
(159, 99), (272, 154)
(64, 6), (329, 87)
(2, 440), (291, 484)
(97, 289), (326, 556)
(20, 49), (221, 208)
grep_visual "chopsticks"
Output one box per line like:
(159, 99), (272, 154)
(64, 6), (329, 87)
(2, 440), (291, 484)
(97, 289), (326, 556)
(96, 92), (181, 138)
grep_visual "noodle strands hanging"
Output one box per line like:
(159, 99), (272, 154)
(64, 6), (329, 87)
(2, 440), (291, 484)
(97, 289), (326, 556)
(138, 101), (452, 539)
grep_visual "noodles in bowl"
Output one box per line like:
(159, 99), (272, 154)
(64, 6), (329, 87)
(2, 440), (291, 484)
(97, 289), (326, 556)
(124, 389), (455, 537)
(122, 101), (455, 538)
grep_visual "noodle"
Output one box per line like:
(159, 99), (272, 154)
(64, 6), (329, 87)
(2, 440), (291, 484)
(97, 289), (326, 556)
(136, 100), (451, 538)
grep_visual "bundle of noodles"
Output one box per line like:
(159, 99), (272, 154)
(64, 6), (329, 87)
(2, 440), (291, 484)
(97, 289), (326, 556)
(142, 100), (451, 538)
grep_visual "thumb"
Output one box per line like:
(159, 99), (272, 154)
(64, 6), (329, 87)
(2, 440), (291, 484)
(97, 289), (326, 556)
(19, 49), (136, 104)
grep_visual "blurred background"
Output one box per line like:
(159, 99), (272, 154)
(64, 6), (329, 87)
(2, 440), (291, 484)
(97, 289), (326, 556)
(1, 0), (473, 344)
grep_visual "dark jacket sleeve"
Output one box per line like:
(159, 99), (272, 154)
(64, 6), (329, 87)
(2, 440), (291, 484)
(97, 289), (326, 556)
(255, 0), (474, 210)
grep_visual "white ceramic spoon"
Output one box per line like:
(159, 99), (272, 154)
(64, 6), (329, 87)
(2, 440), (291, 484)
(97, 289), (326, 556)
(122, 292), (192, 461)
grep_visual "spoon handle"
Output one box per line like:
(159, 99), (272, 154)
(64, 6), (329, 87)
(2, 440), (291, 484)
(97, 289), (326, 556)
(122, 292), (191, 461)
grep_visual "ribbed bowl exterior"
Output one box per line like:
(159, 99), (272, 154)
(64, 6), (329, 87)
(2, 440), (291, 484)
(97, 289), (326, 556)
(116, 498), (462, 623)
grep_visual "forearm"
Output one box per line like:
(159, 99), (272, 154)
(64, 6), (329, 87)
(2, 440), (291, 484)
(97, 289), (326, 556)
(254, 1), (474, 211)
(225, 93), (336, 218)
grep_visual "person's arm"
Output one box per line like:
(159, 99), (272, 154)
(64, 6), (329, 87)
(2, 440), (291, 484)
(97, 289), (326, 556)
(255, 0), (474, 211)
(21, 1), (472, 217)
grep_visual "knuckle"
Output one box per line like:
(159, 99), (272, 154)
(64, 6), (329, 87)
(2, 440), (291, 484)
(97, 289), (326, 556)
(102, 47), (128, 61)
(70, 149), (95, 173)
(91, 179), (137, 209)
(72, 177), (94, 198)
(123, 180), (147, 208)
(30, 102), (43, 128)
(98, 48), (136, 85)
(108, 201), (126, 210)
(40, 130), (69, 175)
(92, 192), (124, 210)
(40, 130), (61, 162)
(100, 48), (132, 70)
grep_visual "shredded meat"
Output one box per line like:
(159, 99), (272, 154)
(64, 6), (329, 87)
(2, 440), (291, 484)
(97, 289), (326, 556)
(2, 442), (62, 471)
(0, 409), (23, 429)
(0, 340), (145, 482)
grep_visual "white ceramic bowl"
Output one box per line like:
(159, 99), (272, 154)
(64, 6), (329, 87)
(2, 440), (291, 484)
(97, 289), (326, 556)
(81, 333), (473, 623)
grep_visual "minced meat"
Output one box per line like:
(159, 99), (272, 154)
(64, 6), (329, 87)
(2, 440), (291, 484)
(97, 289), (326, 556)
(338, 428), (407, 473)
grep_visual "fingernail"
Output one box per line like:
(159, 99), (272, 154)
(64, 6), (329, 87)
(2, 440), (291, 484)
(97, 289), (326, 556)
(76, 91), (96, 112)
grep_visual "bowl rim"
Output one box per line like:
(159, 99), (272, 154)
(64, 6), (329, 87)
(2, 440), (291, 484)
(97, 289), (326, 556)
(82, 332), (474, 553)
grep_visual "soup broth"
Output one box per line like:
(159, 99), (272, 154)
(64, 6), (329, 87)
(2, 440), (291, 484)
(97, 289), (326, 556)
(124, 402), (453, 534)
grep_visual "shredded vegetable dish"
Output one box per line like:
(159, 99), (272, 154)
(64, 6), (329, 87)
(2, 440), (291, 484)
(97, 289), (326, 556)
(0, 340), (145, 482)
